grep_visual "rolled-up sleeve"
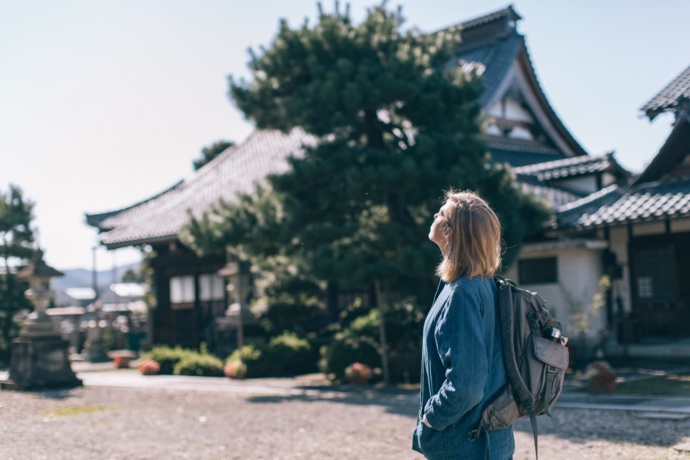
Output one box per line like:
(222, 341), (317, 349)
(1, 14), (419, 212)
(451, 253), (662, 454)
(423, 286), (488, 430)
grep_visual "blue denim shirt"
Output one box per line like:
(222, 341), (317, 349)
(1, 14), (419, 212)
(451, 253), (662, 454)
(412, 276), (514, 459)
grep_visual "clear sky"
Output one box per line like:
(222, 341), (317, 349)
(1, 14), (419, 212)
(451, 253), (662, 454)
(2, 0), (688, 271)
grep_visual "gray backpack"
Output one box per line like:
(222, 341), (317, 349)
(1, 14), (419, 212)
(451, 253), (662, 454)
(470, 276), (569, 459)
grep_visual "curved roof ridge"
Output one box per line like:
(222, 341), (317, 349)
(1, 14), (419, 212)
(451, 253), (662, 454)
(515, 41), (588, 157)
(91, 128), (316, 248)
(85, 179), (184, 229)
(438, 4), (520, 33)
(556, 184), (620, 214)
(641, 64), (690, 120)
(513, 153), (599, 174)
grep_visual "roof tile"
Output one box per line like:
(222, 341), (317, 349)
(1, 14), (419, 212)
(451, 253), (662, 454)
(93, 129), (316, 248)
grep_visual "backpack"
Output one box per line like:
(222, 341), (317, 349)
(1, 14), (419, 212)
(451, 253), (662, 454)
(470, 276), (569, 460)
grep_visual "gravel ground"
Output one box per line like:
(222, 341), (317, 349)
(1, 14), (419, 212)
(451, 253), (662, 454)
(1, 384), (689, 460)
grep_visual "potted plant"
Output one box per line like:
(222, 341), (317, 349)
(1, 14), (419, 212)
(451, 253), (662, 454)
(224, 359), (247, 380)
(113, 355), (131, 369)
(344, 362), (373, 385)
(138, 358), (161, 376)
(585, 360), (617, 394)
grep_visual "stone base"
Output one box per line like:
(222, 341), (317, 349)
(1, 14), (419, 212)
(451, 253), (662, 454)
(1, 335), (82, 391)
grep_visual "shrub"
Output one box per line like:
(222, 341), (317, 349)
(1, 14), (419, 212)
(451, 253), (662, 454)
(225, 332), (316, 378)
(138, 358), (160, 376)
(266, 332), (315, 376)
(320, 333), (381, 381)
(344, 362), (373, 384)
(174, 353), (225, 377)
(144, 345), (193, 375)
(388, 346), (422, 384)
(227, 344), (273, 378)
(224, 359), (247, 379)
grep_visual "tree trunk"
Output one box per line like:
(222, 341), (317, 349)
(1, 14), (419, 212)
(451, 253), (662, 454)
(374, 280), (390, 385)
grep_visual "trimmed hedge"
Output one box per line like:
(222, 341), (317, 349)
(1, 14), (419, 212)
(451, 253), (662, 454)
(226, 332), (316, 378)
(174, 354), (225, 377)
(144, 346), (193, 375)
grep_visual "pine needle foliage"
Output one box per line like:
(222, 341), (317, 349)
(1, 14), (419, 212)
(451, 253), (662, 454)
(182, 3), (548, 305)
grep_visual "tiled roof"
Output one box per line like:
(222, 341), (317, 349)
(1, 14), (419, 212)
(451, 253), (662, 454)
(90, 129), (316, 248)
(442, 8), (588, 158)
(486, 138), (567, 167)
(456, 5), (521, 30)
(634, 110), (690, 185)
(456, 34), (524, 106)
(520, 183), (581, 210)
(86, 180), (184, 229)
(641, 64), (690, 120)
(555, 176), (690, 230)
(512, 153), (616, 181)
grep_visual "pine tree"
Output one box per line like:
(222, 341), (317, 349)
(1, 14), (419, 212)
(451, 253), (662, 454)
(192, 140), (234, 171)
(0, 185), (35, 354)
(183, 3), (548, 382)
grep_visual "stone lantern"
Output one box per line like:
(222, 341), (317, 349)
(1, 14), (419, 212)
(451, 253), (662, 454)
(218, 260), (252, 351)
(1, 250), (82, 390)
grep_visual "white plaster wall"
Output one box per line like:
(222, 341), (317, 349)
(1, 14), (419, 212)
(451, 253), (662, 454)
(551, 176), (598, 195)
(506, 248), (606, 340)
(508, 126), (533, 140)
(485, 98), (533, 123)
(602, 172), (617, 187)
(486, 101), (502, 118)
(632, 222), (666, 236)
(503, 98), (533, 123)
(671, 218), (690, 233)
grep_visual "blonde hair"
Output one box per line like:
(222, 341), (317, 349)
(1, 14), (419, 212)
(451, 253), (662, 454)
(435, 190), (502, 282)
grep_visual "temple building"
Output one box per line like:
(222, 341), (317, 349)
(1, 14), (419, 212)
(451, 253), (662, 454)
(86, 6), (633, 351)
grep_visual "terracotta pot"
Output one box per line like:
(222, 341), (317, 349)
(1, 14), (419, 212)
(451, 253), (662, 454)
(113, 356), (132, 369)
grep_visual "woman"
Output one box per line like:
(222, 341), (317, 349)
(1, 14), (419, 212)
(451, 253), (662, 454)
(412, 190), (515, 459)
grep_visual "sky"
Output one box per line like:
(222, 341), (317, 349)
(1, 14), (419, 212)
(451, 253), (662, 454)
(1, 0), (688, 272)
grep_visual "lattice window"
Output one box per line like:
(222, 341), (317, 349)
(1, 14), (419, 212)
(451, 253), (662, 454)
(170, 275), (194, 309)
(518, 257), (558, 284)
(635, 245), (676, 303)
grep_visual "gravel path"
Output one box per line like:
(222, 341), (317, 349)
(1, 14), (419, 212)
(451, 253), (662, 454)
(1, 384), (689, 460)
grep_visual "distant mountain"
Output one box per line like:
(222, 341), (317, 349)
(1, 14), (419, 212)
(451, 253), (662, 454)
(52, 262), (141, 306)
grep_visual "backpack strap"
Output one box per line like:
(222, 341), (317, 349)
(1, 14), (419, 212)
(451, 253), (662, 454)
(525, 399), (539, 460)
(543, 365), (560, 415)
(493, 276), (533, 403)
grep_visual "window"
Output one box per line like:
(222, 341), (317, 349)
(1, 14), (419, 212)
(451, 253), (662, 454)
(170, 275), (194, 308)
(199, 274), (225, 301)
(518, 257), (558, 284)
(635, 245), (676, 303)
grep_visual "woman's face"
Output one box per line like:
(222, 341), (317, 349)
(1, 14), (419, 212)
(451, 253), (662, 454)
(429, 203), (453, 250)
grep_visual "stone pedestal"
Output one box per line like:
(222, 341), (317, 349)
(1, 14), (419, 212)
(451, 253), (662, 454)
(1, 249), (82, 390)
(83, 321), (109, 363)
(2, 334), (82, 390)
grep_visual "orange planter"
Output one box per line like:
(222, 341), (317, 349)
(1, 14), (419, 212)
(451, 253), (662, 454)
(114, 356), (132, 369)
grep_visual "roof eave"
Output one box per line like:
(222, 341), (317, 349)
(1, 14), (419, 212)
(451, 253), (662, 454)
(634, 110), (690, 185)
(100, 233), (179, 250)
(515, 49), (588, 157)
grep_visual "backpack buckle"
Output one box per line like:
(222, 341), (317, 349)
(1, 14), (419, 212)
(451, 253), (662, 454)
(468, 428), (483, 441)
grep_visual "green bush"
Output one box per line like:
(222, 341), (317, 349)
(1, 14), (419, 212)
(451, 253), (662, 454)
(266, 332), (316, 376)
(320, 333), (381, 381)
(226, 332), (317, 378)
(388, 346), (422, 384)
(227, 344), (273, 378)
(144, 345), (194, 375)
(174, 353), (225, 377)
(320, 303), (424, 384)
